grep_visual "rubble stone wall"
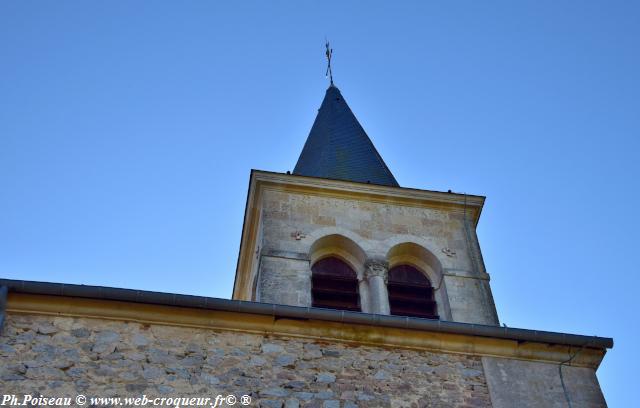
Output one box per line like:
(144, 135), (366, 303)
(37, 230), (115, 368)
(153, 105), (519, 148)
(0, 313), (492, 408)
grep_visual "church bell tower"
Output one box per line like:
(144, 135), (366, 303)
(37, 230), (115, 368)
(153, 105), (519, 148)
(233, 79), (499, 325)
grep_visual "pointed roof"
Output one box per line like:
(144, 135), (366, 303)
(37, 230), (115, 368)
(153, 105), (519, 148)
(293, 85), (399, 187)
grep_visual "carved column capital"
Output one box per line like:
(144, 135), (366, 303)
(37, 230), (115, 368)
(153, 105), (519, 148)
(364, 258), (390, 315)
(365, 259), (389, 282)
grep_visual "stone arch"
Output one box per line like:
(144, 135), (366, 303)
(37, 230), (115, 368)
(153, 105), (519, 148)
(308, 233), (370, 312)
(387, 242), (442, 283)
(386, 242), (452, 320)
(382, 235), (449, 270)
(309, 233), (367, 278)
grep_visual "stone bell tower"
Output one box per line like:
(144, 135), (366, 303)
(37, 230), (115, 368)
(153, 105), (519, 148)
(233, 84), (499, 325)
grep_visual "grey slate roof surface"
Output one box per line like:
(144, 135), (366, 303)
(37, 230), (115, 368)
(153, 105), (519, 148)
(293, 85), (399, 187)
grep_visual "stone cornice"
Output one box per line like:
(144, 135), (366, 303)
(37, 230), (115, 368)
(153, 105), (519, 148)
(4, 292), (609, 370)
(252, 170), (485, 222)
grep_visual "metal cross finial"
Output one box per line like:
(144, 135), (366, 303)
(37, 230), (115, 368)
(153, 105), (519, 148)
(325, 40), (334, 86)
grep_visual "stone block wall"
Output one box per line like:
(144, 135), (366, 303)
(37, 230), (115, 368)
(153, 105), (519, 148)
(1, 314), (492, 408)
(256, 188), (498, 325)
(259, 257), (311, 307)
(482, 357), (607, 408)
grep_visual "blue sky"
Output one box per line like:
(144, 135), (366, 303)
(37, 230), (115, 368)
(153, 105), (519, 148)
(1, 1), (638, 406)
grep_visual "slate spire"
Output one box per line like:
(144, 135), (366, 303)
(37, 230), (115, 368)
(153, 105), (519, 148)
(293, 85), (399, 187)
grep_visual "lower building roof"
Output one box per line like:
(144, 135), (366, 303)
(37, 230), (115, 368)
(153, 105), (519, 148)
(0, 278), (613, 351)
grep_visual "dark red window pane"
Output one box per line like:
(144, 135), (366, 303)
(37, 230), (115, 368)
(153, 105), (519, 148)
(311, 257), (360, 312)
(388, 264), (438, 319)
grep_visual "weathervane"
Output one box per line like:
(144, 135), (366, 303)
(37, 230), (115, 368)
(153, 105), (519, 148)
(325, 40), (334, 86)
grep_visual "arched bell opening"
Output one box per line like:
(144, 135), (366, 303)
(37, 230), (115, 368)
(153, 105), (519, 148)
(311, 257), (361, 312)
(388, 264), (438, 319)
(386, 242), (450, 320)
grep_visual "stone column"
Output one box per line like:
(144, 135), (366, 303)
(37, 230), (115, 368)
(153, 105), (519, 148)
(357, 273), (371, 313)
(365, 259), (390, 315)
